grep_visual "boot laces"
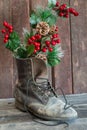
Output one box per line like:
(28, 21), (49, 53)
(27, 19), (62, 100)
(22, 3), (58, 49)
(34, 78), (73, 110)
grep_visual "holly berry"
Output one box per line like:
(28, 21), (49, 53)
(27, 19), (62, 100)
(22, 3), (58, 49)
(34, 49), (37, 53)
(36, 46), (40, 51)
(31, 36), (36, 41)
(51, 41), (56, 46)
(5, 34), (9, 39)
(52, 34), (58, 38)
(64, 14), (69, 18)
(59, 4), (67, 10)
(8, 25), (13, 30)
(48, 47), (53, 52)
(56, 2), (60, 7)
(74, 12), (79, 16)
(3, 21), (8, 27)
(42, 47), (47, 52)
(28, 39), (33, 44)
(56, 39), (61, 44)
(1, 29), (6, 33)
(4, 39), (8, 43)
(55, 26), (58, 31)
(45, 41), (50, 47)
(35, 34), (41, 40)
(59, 12), (64, 17)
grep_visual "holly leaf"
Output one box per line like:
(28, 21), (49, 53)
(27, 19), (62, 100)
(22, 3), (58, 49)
(30, 13), (41, 27)
(27, 44), (35, 57)
(5, 31), (20, 52)
(45, 14), (57, 25)
(16, 47), (27, 58)
(48, 0), (56, 8)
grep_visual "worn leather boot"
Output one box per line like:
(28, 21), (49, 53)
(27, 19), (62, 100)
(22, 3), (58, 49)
(14, 57), (77, 121)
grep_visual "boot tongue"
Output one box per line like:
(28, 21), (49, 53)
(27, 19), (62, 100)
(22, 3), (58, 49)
(36, 74), (48, 84)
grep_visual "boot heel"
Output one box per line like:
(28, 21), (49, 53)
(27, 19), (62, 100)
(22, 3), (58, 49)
(15, 100), (26, 112)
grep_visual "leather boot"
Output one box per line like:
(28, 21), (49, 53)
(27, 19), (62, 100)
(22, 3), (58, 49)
(14, 57), (77, 121)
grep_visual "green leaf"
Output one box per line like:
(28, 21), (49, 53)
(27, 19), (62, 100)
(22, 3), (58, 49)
(16, 47), (27, 58)
(45, 14), (57, 25)
(27, 44), (35, 57)
(41, 9), (52, 20)
(5, 31), (20, 52)
(47, 45), (63, 66)
(48, 0), (56, 8)
(47, 58), (60, 66)
(30, 13), (41, 27)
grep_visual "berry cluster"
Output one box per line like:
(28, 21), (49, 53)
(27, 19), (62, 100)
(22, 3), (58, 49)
(54, 2), (79, 18)
(42, 33), (61, 52)
(28, 34), (41, 53)
(1, 21), (13, 43)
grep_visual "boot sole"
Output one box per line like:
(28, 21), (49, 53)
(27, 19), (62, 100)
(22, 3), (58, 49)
(15, 100), (78, 121)
(15, 100), (26, 112)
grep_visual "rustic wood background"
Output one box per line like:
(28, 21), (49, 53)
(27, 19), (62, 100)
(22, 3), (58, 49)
(0, 0), (87, 98)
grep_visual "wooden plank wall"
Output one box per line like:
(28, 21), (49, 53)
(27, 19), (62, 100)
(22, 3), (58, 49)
(70, 0), (87, 94)
(0, 0), (87, 98)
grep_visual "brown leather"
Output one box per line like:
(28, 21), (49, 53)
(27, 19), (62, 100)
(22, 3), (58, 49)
(14, 57), (77, 121)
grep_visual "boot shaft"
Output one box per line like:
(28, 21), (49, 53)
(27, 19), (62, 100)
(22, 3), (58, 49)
(16, 57), (48, 82)
(16, 58), (32, 82)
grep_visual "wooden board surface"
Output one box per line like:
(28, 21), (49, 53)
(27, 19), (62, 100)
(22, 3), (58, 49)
(0, 118), (87, 130)
(52, 0), (72, 94)
(0, 0), (13, 98)
(70, 0), (87, 93)
(0, 94), (87, 130)
(0, 94), (87, 122)
(0, 0), (87, 98)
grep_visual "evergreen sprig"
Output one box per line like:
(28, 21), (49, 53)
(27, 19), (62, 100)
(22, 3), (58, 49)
(47, 45), (64, 66)
(1, 0), (79, 66)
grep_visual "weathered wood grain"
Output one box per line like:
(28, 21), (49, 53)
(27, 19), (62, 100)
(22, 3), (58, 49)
(0, 118), (87, 130)
(11, 0), (30, 97)
(0, 0), (13, 98)
(0, 94), (87, 124)
(53, 0), (72, 94)
(70, 0), (87, 93)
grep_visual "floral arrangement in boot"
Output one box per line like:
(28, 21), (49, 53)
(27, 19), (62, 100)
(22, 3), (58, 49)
(1, 0), (79, 66)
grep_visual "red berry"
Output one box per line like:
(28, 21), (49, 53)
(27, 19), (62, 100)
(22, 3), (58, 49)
(34, 49), (37, 53)
(51, 41), (56, 46)
(8, 25), (13, 30)
(31, 36), (36, 41)
(35, 34), (41, 39)
(34, 42), (40, 47)
(55, 26), (58, 31)
(56, 39), (61, 44)
(5, 34), (9, 39)
(4, 39), (8, 43)
(28, 38), (33, 44)
(59, 4), (67, 10)
(3, 21), (8, 27)
(42, 47), (47, 52)
(36, 46), (40, 50)
(48, 47), (53, 52)
(52, 34), (58, 38)
(74, 12), (79, 16)
(59, 12), (64, 17)
(69, 8), (75, 14)
(45, 41), (50, 46)
(62, 4), (67, 8)
(56, 2), (60, 7)
(1, 29), (6, 33)
(65, 14), (69, 18)
(9, 29), (13, 33)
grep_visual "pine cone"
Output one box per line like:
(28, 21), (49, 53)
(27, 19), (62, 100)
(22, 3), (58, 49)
(36, 22), (50, 36)
(36, 54), (47, 61)
(49, 25), (56, 34)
